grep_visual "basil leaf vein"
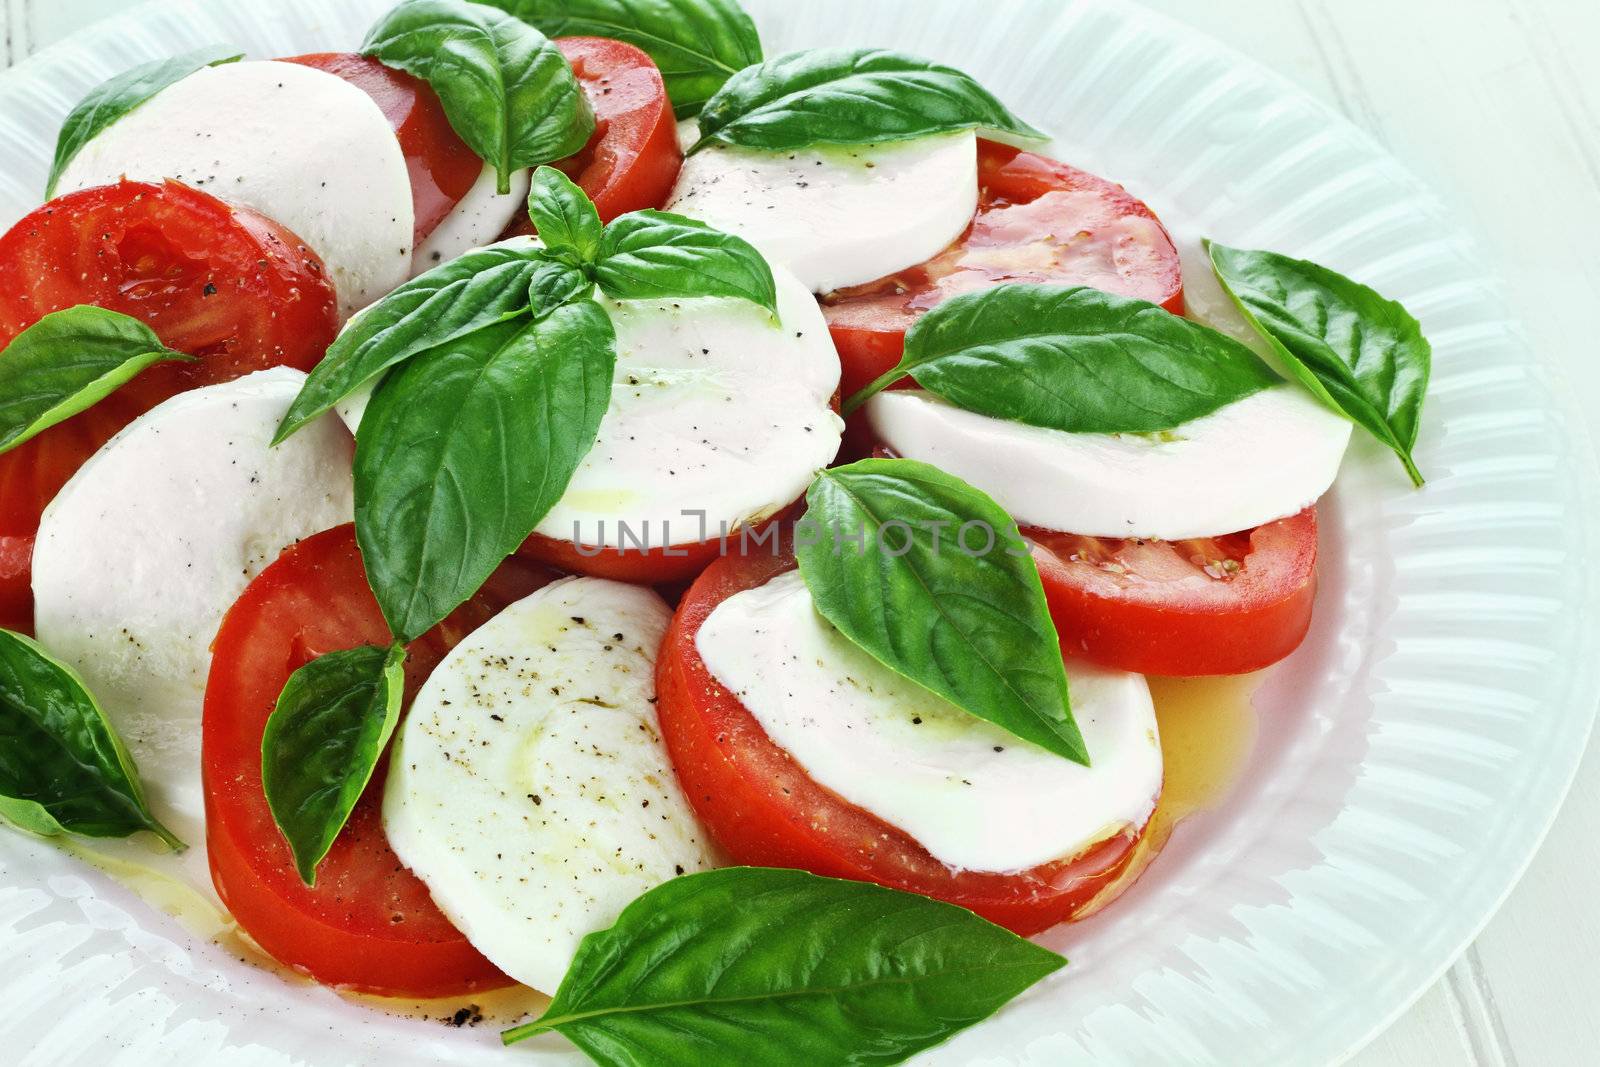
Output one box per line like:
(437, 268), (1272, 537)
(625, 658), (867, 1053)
(595, 209), (777, 314)
(486, 0), (762, 118)
(0, 306), (195, 456)
(363, 0), (594, 194)
(0, 628), (182, 849)
(46, 46), (242, 197)
(354, 304), (615, 643)
(261, 643), (406, 885)
(1207, 240), (1431, 486)
(502, 866), (1064, 1064)
(274, 245), (550, 444)
(695, 47), (1043, 153)
(845, 283), (1279, 433)
(798, 458), (1086, 764)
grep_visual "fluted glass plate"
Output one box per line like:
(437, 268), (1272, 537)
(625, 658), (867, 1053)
(1, 1), (1597, 1064)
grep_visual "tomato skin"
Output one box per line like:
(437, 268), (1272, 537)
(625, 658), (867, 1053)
(283, 53), (481, 245)
(656, 532), (1145, 935)
(518, 529), (728, 586)
(824, 139), (1185, 397)
(203, 524), (553, 997)
(0, 179), (338, 632)
(1031, 508), (1320, 677)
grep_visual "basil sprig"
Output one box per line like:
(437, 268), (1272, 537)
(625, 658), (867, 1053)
(1207, 240), (1431, 486)
(363, 0), (594, 194)
(844, 284), (1279, 433)
(0, 306), (195, 456)
(261, 644), (406, 885)
(487, 0), (762, 118)
(503, 866), (1065, 1064)
(0, 629), (182, 850)
(694, 47), (1044, 154)
(46, 46), (242, 197)
(798, 458), (1086, 765)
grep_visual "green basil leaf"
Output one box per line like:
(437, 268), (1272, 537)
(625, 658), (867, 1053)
(46, 46), (242, 198)
(273, 244), (550, 444)
(694, 47), (1044, 153)
(354, 303), (615, 642)
(486, 0), (762, 118)
(0, 306), (195, 456)
(0, 628), (182, 850)
(528, 255), (597, 316)
(595, 209), (777, 314)
(363, 0), (594, 194)
(502, 866), (1065, 1062)
(845, 283), (1279, 432)
(527, 166), (604, 264)
(261, 643), (406, 885)
(1206, 240), (1431, 486)
(797, 458), (1086, 764)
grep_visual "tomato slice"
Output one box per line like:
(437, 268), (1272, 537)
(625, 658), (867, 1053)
(656, 531), (1144, 935)
(823, 140), (1185, 396)
(202, 523), (553, 997)
(1030, 508), (1319, 677)
(283, 53), (481, 246)
(0, 179), (339, 633)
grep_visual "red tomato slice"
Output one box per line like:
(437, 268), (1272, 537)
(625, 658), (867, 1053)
(0, 179), (338, 633)
(283, 53), (481, 246)
(519, 529), (730, 586)
(1030, 508), (1319, 677)
(656, 532), (1145, 935)
(500, 36), (680, 239)
(823, 140), (1186, 396)
(202, 523), (554, 997)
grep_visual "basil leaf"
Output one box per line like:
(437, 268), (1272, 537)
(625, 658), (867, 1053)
(527, 166), (604, 264)
(695, 47), (1044, 154)
(363, 0), (594, 194)
(798, 458), (1086, 764)
(595, 210), (777, 314)
(0, 306), (195, 456)
(273, 244), (549, 444)
(261, 644), (406, 885)
(502, 866), (1064, 1062)
(46, 46), (242, 198)
(354, 303), (615, 642)
(0, 628), (182, 850)
(1207, 240), (1431, 486)
(486, 0), (762, 118)
(845, 283), (1279, 432)
(529, 254), (597, 316)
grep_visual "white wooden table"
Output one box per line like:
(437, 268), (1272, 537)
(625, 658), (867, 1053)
(4, 0), (1598, 1063)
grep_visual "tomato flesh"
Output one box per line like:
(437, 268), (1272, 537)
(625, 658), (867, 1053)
(0, 179), (338, 633)
(202, 524), (553, 997)
(1031, 508), (1319, 677)
(824, 140), (1185, 396)
(656, 532), (1144, 935)
(283, 53), (481, 245)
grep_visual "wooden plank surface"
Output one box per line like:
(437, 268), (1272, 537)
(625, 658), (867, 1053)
(2, 0), (1598, 1063)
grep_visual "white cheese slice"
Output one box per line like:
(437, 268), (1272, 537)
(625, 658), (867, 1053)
(666, 128), (978, 293)
(695, 570), (1161, 874)
(30, 367), (355, 846)
(382, 577), (717, 994)
(866, 384), (1351, 539)
(411, 162), (532, 276)
(57, 60), (414, 318)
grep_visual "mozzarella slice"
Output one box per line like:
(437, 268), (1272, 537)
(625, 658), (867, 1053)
(382, 577), (717, 994)
(57, 60), (413, 318)
(867, 384), (1351, 540)
(666, 128), (978, 293)
(31, 367), (354, 845)
(533, 251), (842, 550)
(412, 163), (532, 276)
(696, 570), (1161, 873)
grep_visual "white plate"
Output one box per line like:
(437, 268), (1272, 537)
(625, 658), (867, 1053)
(2, 1), (1598, 1064)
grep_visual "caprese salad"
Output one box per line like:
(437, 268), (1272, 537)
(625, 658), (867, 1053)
(0, 0), (1432, 1063)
